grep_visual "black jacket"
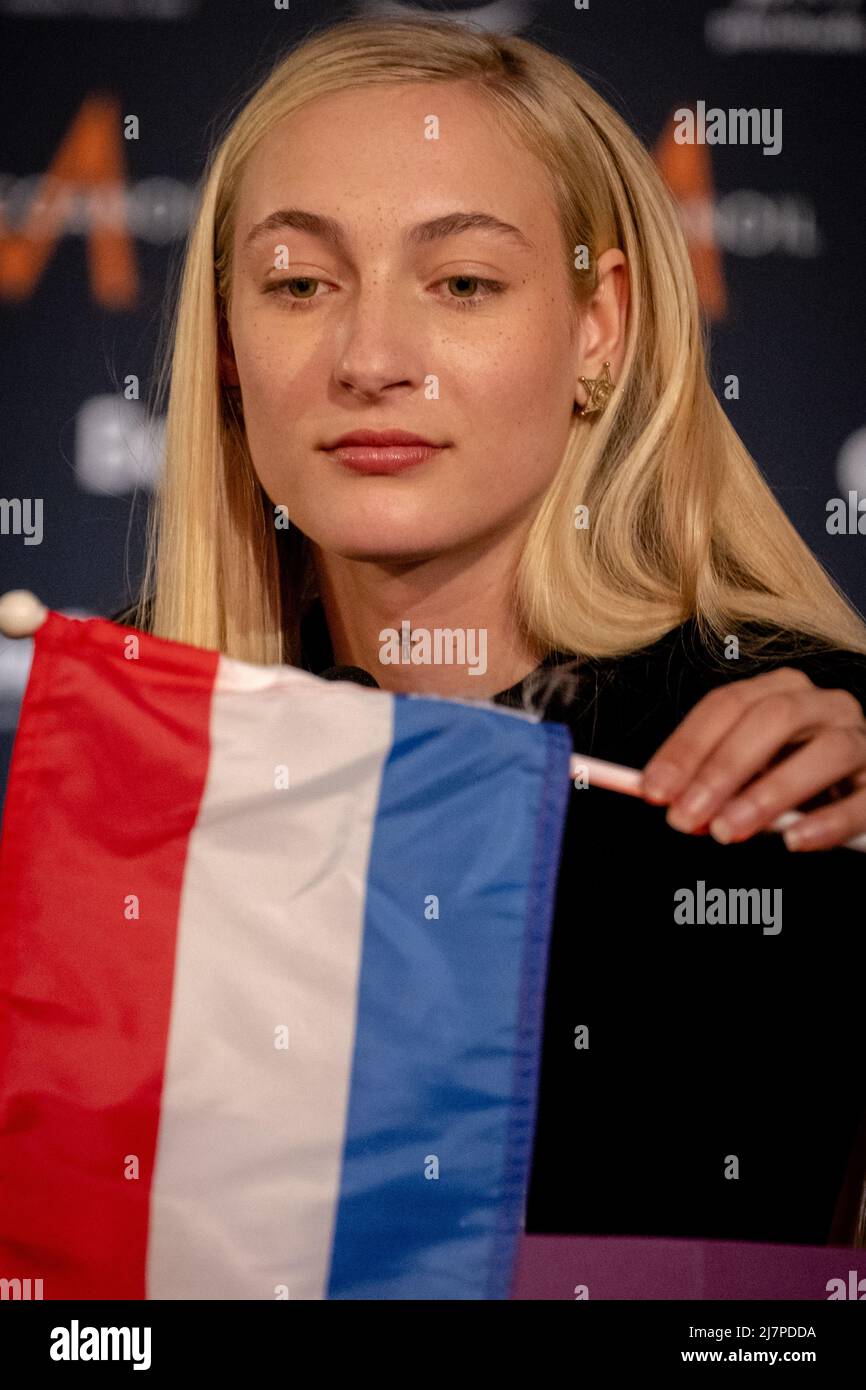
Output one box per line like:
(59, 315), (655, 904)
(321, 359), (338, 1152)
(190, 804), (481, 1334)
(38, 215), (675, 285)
(112, 598), (866, 1247)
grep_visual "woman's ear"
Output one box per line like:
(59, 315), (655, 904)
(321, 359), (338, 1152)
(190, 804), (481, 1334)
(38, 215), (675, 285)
(573, 248), (629, 408)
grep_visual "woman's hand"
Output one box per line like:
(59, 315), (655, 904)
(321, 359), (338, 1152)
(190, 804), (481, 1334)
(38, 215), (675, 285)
(640, 667), (866, 851)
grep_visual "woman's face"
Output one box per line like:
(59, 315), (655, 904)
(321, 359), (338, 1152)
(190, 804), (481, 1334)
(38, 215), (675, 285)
(224, 80), (584, 565)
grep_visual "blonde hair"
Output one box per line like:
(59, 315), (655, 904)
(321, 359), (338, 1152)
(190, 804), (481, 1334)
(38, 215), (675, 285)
(135, 14), (866, 667)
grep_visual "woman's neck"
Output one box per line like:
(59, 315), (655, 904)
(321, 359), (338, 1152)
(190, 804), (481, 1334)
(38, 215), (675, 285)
(309, 537), (547, 700)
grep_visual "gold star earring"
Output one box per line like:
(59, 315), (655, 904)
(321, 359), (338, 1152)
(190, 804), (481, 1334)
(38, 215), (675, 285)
(576, 361), (614, 417)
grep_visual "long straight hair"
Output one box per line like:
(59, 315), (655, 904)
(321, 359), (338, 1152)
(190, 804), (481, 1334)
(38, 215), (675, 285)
(134, 15), (866, 668)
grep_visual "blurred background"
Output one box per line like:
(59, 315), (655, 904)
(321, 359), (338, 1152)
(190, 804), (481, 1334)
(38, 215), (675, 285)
(1, 0), (865, 808)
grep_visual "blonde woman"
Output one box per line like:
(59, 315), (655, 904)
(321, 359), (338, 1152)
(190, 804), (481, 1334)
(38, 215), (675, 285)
(114, 17), (866, 1257)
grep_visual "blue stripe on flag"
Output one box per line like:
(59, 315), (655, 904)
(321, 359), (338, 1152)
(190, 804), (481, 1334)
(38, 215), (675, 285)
(326, 695), (572, 1299)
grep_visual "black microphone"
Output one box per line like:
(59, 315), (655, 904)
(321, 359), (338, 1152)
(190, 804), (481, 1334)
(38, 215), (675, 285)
(319, 664), (380, 689)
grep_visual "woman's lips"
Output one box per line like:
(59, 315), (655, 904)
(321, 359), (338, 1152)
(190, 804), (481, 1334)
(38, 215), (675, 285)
(323, 443), (446, 474)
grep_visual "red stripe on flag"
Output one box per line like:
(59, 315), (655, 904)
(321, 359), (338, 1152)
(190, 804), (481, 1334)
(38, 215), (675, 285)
(0, 613), (218, 1298)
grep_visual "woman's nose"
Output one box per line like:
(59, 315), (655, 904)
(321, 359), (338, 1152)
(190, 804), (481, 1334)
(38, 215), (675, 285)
(332, 280), (428, 399)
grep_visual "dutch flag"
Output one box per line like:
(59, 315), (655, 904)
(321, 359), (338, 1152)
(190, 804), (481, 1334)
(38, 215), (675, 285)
(0, 611), (570, 1300)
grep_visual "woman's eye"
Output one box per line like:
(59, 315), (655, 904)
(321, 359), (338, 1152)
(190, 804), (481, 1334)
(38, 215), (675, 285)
(264, 274), (505, 312)
(435, 275), (505, 310)
(266, 276), (329, 308)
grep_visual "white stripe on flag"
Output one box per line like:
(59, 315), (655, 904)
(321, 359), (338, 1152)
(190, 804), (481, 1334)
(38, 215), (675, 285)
(147, 658), (395, 1299)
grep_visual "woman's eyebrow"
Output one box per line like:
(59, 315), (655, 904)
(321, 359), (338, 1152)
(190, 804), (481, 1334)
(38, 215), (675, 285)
(242, 207), (534, 252)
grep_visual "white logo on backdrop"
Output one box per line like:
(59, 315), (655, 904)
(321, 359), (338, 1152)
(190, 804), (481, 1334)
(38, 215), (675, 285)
(75, 396), (165, 494)
(706, 0), (866, 55)
(837, 426), (866, 494)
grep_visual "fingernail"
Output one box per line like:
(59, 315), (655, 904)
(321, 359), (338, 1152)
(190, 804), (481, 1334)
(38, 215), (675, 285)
(784, 824), (816, 851)
(709, 800), (756, 842)
(667, 784), (714, 830)
(643, 763), (680, 802)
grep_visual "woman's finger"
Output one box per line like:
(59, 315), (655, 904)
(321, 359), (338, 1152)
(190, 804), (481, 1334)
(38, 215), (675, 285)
(781, 779), (866, 851)
(663, 684), (864, 833)
(706, 724), (866, 843)
(641, 668), (839, 811)
(641, 667), (815, 805)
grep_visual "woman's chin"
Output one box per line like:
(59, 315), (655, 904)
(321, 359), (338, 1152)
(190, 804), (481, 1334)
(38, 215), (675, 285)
(301, 510), (460, 564)
(314, 534), (449, 564)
